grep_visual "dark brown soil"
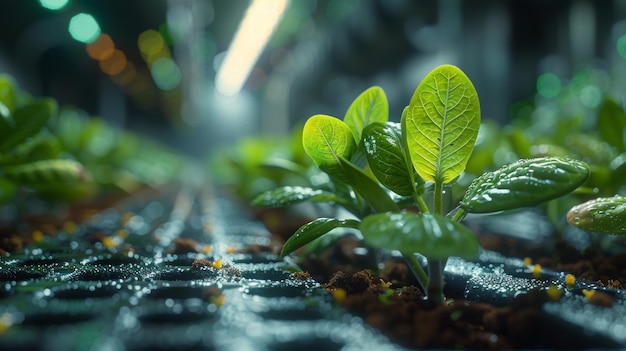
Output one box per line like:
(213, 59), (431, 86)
(297, 234), (625, 349)
(481, 236), (626, 288)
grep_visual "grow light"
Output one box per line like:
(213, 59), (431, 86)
(215, 0), (290, 96)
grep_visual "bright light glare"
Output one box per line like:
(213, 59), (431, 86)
(69, 13), (101, 44)
(39, 0), (69, 10)
(215, 0), (290, 96)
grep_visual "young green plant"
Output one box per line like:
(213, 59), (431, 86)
(253, 65), (591, 305)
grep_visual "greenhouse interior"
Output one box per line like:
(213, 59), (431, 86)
(1, 1), (626, 350)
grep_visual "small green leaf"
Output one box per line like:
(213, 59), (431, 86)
(597, 99), (626, 152)
(0, 75), (17, 113)
(0, 101), (13, 140)
(2, 159), (87, 186)
(344, 86), (388, 142)
(302, 114), (356, 180)
(567, 196), (626, 235)
(460, 157), (590, 213)
(0, 98), (57, 152)
(360, 212), (479, 259)
(0, 132), (63, 166)
(280, 218), (361, 257)
(404, 65), (480, 184)
(0, 177), (17, 204)
(252, 186), (341, 208)
(338, 157), (399, 213)
(363, 122), (414, 196)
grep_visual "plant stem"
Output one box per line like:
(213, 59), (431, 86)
(450, 207), (466, 222)
(405, 253), (429, 293)
(427, 258), (445, 305)
(416, 196), (429, 214)
(434, 180), (443, 215)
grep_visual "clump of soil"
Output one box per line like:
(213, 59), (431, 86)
(322, 269), (591, 349)
(294, 233), (625, 350)
(481, 236), (626, 288)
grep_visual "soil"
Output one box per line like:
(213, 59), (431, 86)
(296, 234), (626, 349)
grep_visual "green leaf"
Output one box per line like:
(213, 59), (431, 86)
(338, 157), (399, 213)
(460, 157), (590, 213)
(2, 159), (87, 186)
(0, 101), (13, 141)
(280, 218), (361, 257)
(567, 196), (626, 235)
(343, 86), (388, 142)
(0, 75), (17, 113)
(360, 212), (480, 259)
(302, 114), (356, 180)
(0, 177), (17, 204)
(252, 186), (342, 208)
(404, 65), (480, 184)
(363, 122), (414, 196)
(597, 99), (626, 152)
(0, 98), (57, 152)
(0, 132), (63, 166)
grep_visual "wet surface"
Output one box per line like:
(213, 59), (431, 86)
(1, 185), (625, 350)
(0, 187), (401, 351)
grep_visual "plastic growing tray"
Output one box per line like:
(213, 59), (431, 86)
(0, 188), (400, 351)
(1, 186), (625, 350)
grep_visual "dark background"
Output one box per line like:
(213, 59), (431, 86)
(0, 0), (624, 154)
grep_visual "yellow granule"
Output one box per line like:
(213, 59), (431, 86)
(331, 288), (347, 303)
(32, 230), (44, 243)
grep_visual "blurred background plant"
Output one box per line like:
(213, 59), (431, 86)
(0, 74), (187, 224)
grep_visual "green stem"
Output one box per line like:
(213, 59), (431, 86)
(405, 253), (429, 293)
(434, 180), (443, 215)
(416, 196), (430, 214)
(427, 258), (445, 306)
(450, 207), (466, 222)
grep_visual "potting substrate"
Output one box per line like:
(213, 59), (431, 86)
(0, 184), (625, 350)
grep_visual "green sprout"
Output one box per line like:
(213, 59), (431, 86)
(253, 65), (590, 305)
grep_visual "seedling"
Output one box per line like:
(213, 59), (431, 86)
(253, 65), (590, 305)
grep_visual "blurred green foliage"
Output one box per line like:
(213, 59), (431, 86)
(0, 74), (186, 206)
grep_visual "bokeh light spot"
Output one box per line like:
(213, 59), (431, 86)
(579, 85), (602, 108)
(138, 30), (165, 57)
(39, 0), (69, 10)
(99, 49), (127, 76)
(68, 13), (101, 44)
(86, 33), (115, 61)
(536, 73), (561, 98)
(150, 58), (182, 91)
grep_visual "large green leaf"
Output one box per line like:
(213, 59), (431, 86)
(360, 212), (479, 259)
(338, 157), (398, 213)
(597, 99), (626, 152)
(404, 65), (480, 184)
(567, 196), (626, 235)
(302, 114), (356, 180)
(460, 157), (590, 213)
(343, 86), (388, 142)
(252, 186), (342, 208)
(0, 98), (57, 152)
(280, 218), (361, 257)
(362, 122), (415, 196)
